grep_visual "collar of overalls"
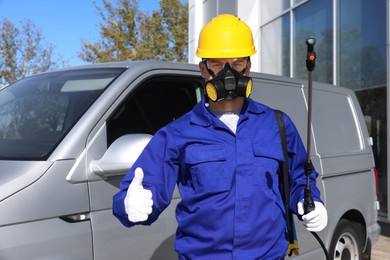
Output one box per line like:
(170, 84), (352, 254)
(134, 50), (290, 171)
(190, 97), (265, 127)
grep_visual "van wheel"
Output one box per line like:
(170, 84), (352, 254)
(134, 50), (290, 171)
(329, 219), (364, 260)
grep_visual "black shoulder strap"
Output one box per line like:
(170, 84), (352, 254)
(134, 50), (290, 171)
(274, 110), (294, 245)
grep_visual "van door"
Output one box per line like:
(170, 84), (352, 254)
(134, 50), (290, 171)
(0, 68), (127, 260)
(85, 72), (203, 260)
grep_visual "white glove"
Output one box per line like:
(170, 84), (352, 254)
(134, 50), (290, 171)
(297, 201), (328, 232)
(124, 167), (153, 223)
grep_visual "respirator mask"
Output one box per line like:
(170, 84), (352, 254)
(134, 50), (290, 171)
(204, 60), (253, 102)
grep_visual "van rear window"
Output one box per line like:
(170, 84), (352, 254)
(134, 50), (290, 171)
(0, 68), (125, 160)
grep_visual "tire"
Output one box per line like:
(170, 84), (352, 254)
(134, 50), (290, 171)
(329, 219), (365, 260)
(362, 238), (371, 260)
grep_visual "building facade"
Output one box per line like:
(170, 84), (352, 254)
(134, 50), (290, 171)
(188, 0), (389, 220)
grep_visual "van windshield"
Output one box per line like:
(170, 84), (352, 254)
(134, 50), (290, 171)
(0, 68), (126, 160)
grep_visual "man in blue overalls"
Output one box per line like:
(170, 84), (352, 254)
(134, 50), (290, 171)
(113, 14), (327, 259)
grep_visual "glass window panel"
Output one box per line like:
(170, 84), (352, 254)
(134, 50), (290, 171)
(203, 1), (217, 25)
(293, 0), (333, 83)
(261, 14), (290, 77)
(218, 0), (236, 15)
(339, 0), (386, 89)
(261, 0), (290, 24)
(339, 0), (387, 214)
(294, 0), (306, 5)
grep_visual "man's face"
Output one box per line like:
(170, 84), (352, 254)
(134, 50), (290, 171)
(199, 57), (251, 81)
(205, 58), (249, 76)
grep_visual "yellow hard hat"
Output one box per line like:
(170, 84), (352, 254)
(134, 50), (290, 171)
(196, 14), (257, 58)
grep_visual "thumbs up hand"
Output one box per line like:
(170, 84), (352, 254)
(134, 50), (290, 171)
(124, 167), (153, 223)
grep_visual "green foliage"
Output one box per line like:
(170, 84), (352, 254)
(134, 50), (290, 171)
(0, 18), (63, 85)
(160, 0), (188, 61)
(79, 0), (188, 63)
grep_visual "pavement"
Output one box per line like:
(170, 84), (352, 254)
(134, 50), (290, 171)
(372, 222), (390, 259)
(372, 235), (390, 259)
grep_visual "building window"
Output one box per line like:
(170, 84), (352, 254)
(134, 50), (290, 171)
(261, 14), (290, 77)
(338, 0), (386, 90)
(339, 0), (387, 215)
(293, 0), (333, 83)
(261, 0), (290, 24)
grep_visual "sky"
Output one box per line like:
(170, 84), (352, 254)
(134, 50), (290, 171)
(0, 0), (162, 67)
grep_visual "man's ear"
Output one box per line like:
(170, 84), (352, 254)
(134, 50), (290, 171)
(199, 61), (209, 79)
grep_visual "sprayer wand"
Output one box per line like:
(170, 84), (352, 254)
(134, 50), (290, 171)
(304, 36), (330, 260)
(304, 36), (316, 214)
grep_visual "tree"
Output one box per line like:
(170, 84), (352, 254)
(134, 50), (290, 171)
(79, 0), (188, 63)
(0, 18), (62, 85)
(159, 0), (188, 61)
(137, 10), (172, 60)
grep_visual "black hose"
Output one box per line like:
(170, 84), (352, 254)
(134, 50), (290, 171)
(311, 231), (330, 260)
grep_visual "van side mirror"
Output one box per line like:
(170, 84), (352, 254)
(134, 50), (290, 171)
(90, 133), (152, 177)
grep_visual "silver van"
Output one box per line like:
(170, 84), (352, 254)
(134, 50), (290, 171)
(0, 61), (380, 259)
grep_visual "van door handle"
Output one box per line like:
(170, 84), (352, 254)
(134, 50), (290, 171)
(59, 213), (90, 223)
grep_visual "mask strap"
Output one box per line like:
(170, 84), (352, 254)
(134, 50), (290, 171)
(203, 59), (216, 77)
(239, 57), (251, 75)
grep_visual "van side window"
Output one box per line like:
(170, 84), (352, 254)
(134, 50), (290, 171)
(106, 76), (204, 146)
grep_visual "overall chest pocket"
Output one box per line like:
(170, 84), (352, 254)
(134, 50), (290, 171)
(252, 142), (284, 188)
(184, 145), (230, 194)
